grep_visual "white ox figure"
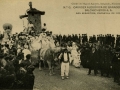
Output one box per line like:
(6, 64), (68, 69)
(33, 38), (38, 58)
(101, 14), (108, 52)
(30, 32), (61, 75)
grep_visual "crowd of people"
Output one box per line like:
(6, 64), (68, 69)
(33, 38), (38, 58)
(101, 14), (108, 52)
(55, 33), (120, 85)
(0, 31), (36, 89)
(55, 34), (118, 47)
(0, 28), (120, 89)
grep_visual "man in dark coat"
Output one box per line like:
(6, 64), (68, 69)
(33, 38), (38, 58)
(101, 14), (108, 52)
(111, 35), (115, 48)
(112, 52), (120, 83)
(2, 54), (16, 89)
(81, 46), (90, 68)
(95, 45), (101, 71)
(25, 65), (35, 90)
(101, 46), (112, 77)
(13, 52), (24, 73)
(15, 54), (35, 90)
(22, 54), (35, 90)
(0, 53), (6, 89)
(88, 47), (98, 75)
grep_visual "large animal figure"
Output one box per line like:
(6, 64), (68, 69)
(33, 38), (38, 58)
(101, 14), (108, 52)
(30, 33), (61, 75)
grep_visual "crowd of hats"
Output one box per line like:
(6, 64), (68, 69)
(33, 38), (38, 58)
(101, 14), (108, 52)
(41, 28), (52, 36)
(0, 40), (35, 89)
(1, 26), (120, 88)
(54, 33), (120, 52)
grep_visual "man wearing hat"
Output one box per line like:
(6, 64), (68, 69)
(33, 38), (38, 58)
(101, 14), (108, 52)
(112, 49), (120, 84)
(1, 54), (16, 89)
(59, 47), (70, 80)
(111, 35), (115, 48)
(39, 28), (47, 40)
(19, 54), (35, 89)
(25, 64), (35, 89)
(87, 47), (98, 75)
(101, 45), (112, 77)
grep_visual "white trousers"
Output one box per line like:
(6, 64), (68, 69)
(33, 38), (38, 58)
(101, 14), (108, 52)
(61, 62), (69, 77)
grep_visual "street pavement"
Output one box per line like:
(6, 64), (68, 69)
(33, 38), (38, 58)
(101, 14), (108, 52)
(33, 65), (120, 90)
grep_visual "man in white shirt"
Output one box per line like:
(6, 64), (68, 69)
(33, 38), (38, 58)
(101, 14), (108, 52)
(59, 48), (70, 80)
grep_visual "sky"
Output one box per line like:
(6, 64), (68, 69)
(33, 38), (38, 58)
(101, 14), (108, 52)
(0, 0), (120, 36)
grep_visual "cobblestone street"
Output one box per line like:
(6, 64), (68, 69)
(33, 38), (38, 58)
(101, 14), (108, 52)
(33, 66), (120, 90)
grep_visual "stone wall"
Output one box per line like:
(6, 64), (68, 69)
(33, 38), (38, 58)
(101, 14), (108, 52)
(28, 13), (41, 34)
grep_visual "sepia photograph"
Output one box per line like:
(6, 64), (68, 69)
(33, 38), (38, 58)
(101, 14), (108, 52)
(0, 0), (120, 90)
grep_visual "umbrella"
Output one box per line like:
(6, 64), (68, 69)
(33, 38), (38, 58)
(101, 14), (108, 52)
(3, 23), (12, 30)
